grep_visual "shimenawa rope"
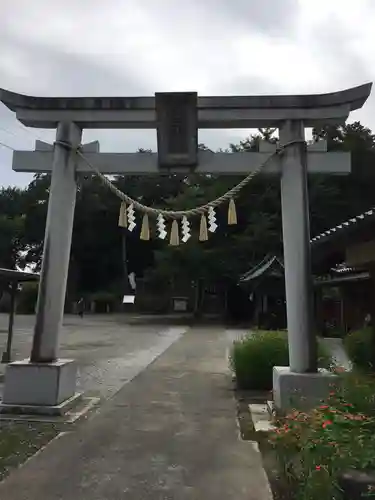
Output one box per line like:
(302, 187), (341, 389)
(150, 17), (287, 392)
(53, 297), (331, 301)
(54, 139), (304, 220)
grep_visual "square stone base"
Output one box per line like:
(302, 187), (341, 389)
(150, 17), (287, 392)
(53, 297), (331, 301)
(273, 366), (339, 413)
(0, 392), (82, 417)
(1, 359), (77, 408)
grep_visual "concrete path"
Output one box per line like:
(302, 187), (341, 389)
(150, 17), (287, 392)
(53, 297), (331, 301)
(0, 327), (271, 500)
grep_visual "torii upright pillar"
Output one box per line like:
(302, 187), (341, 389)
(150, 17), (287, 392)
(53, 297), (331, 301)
(32, 123), (82, 363)
(0, 83), (371, 414)
(279, 120), (316, 373)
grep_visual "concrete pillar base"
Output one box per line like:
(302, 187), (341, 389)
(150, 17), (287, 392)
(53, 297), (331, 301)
(1, 359), (77, 412)
(0, 392), (82, 417)
(273, 366), (339, 413)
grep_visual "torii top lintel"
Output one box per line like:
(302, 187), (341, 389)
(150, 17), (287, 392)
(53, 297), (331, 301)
(0, 83), (372, 129)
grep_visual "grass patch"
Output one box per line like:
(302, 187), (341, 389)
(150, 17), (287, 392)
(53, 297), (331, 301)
(0, 422), (59, 481)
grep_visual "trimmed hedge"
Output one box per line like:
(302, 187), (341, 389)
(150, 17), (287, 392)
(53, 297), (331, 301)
(230, 330), (331, 390)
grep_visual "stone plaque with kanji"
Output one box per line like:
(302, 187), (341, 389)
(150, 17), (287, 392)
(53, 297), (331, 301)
(155, 92), (198, 168)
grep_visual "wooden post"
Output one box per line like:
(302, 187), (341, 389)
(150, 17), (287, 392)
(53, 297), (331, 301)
(1, 281), (17, 363)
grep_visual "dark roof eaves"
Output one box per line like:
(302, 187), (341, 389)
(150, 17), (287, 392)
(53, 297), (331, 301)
(310, 207), (375, 248)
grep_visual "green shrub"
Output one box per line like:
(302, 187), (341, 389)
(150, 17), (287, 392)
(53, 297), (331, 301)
(344, 328), (374, 371)
(230, 331), (288, 390)
(89, 291), (118, 313)
(270, 372), (375, 500)
(230, 330), (331, 391)
(338, 371), (375, 416)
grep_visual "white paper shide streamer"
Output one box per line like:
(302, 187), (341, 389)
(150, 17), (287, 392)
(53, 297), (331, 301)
(157, 213), (167, 239)
(208, 206), (218, 233)
(127, 204), (136, 231)
(181, 216), (191, 243)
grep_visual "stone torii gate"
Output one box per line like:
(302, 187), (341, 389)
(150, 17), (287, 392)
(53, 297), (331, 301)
(0, 84), (371, 414)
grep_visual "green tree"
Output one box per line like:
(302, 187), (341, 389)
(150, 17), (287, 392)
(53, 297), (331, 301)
(0, 186), (25, 269)
(2, 122), (375, 310)
(145, 132), (283, 314)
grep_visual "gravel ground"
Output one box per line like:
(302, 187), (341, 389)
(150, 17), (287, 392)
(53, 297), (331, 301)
(0, 313), (187, 399)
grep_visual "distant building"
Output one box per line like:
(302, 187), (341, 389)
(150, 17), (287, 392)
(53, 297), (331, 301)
(238, 255), (286, 329)
(312, 206), (375, 333)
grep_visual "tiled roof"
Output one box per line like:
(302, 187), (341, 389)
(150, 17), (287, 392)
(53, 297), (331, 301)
(310, 207), (375, 246)
(240, 255), (284, 283)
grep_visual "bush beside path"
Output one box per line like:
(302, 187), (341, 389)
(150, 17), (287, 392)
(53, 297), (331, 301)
(230, 328), (375, 499)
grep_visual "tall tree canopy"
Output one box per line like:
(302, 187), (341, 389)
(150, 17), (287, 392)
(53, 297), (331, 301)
(1, 121), (375, 296)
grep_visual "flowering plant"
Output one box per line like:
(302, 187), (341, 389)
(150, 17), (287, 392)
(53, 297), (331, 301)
(269, 372), (375, 499)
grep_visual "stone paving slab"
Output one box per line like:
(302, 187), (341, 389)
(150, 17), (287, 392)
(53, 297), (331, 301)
(0, 327), (272, 500)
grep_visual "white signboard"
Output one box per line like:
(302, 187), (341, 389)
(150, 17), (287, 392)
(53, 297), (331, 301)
(123, 295), (135, 304)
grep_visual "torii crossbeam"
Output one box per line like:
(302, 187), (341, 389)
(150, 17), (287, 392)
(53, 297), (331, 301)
(0, 83), (372, 414)
(13, 138), (349, 175)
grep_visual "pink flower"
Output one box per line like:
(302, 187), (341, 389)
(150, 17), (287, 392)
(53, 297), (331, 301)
(322, 420), (333, 429)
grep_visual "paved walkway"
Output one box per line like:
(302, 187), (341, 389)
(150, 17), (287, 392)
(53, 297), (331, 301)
(0, 327), (271, 499)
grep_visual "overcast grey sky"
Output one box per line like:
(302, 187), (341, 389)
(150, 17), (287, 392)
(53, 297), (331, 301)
(1, 0), (375, 187)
